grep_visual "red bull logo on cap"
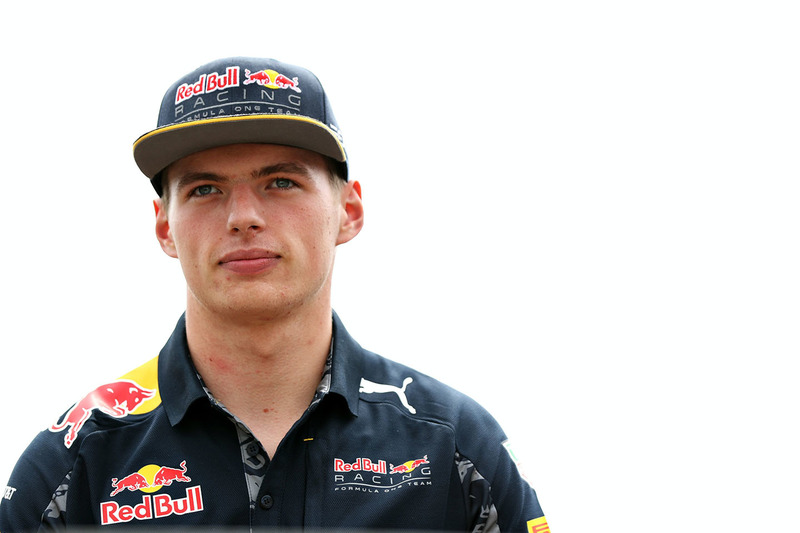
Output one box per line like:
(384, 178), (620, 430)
(175, 66), (240, 105)
(244, 68), (302, 93)
(49, 379), (156, 448)
(102, 460), (204, 525)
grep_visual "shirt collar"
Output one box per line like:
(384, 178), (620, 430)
(158, 311), (364, 426)
(158, 313), (208, 427)
(329, 310), (364, 417)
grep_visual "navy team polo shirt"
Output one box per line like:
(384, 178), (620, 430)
(0, 312), (548, 532)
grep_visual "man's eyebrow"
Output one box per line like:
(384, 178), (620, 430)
(173, 172), (228, 192)
(256, 162), (314, 178)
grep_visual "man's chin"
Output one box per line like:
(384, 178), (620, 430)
(192, 290), (310, 321)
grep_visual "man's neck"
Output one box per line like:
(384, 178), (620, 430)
(184, 300), (333, 456)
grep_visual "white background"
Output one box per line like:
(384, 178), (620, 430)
(1, 1), (798, 531)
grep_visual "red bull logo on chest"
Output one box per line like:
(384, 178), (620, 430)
(102, 460), (204, 525)
(109, 460), (191, 496)
(333, 454), (433, 494)
(101, 486), (203, 525)
(389, 455), (429, 474)
(334, 457), (387, 474)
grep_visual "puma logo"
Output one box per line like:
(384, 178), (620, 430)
(359, 377), (416, 414)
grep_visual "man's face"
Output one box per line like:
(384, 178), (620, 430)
(154, 143), (363, 321)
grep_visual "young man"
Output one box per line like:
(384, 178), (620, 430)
(0, 57), (548, 531)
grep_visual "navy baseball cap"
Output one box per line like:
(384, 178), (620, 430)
(133, 57), (347, 194)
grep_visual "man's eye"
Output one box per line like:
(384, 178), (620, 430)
(191, 184), (220, 197)
(271, 178), (295, 189)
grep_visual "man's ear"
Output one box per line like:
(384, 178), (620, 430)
(154, 199), (178, 258)
(336, 180), (364, 246)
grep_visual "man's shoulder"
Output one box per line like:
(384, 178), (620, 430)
(47, 356), (162, 450)
(357, 349), (498, 432)
(355, 348), (519, 484)
(0, 356), (164, 530)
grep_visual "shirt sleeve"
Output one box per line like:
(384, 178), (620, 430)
(452, 399), (549, 532)
(0, 430), (71, 532)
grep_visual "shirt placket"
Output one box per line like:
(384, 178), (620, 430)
(193, 341), (334, 529)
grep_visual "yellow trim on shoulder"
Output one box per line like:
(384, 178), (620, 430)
(119, 356), (161, 414)
(527, 517), (551, 533)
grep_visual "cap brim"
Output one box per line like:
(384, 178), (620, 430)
(133, 114), (346, 179)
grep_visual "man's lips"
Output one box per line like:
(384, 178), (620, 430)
(218, 249), (281, 275)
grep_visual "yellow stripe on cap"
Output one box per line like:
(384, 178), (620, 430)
(133, 113), (345, 155)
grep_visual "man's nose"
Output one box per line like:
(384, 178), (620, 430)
(227, 186), (266, 233)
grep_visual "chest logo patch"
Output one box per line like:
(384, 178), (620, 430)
(359, 376), (416, 414)
(333, 455), (432, 493)
(101, 460), (203, 525)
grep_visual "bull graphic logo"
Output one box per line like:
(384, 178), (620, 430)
(109, 472), (149, 497)
(49, 379), (156, 448)
(243, 68), (302, 93)
(390, 455), (430, 474)
(359, 376), (416, 414)
(153, 460), (191, 487)
(109, 461), (192, 497)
